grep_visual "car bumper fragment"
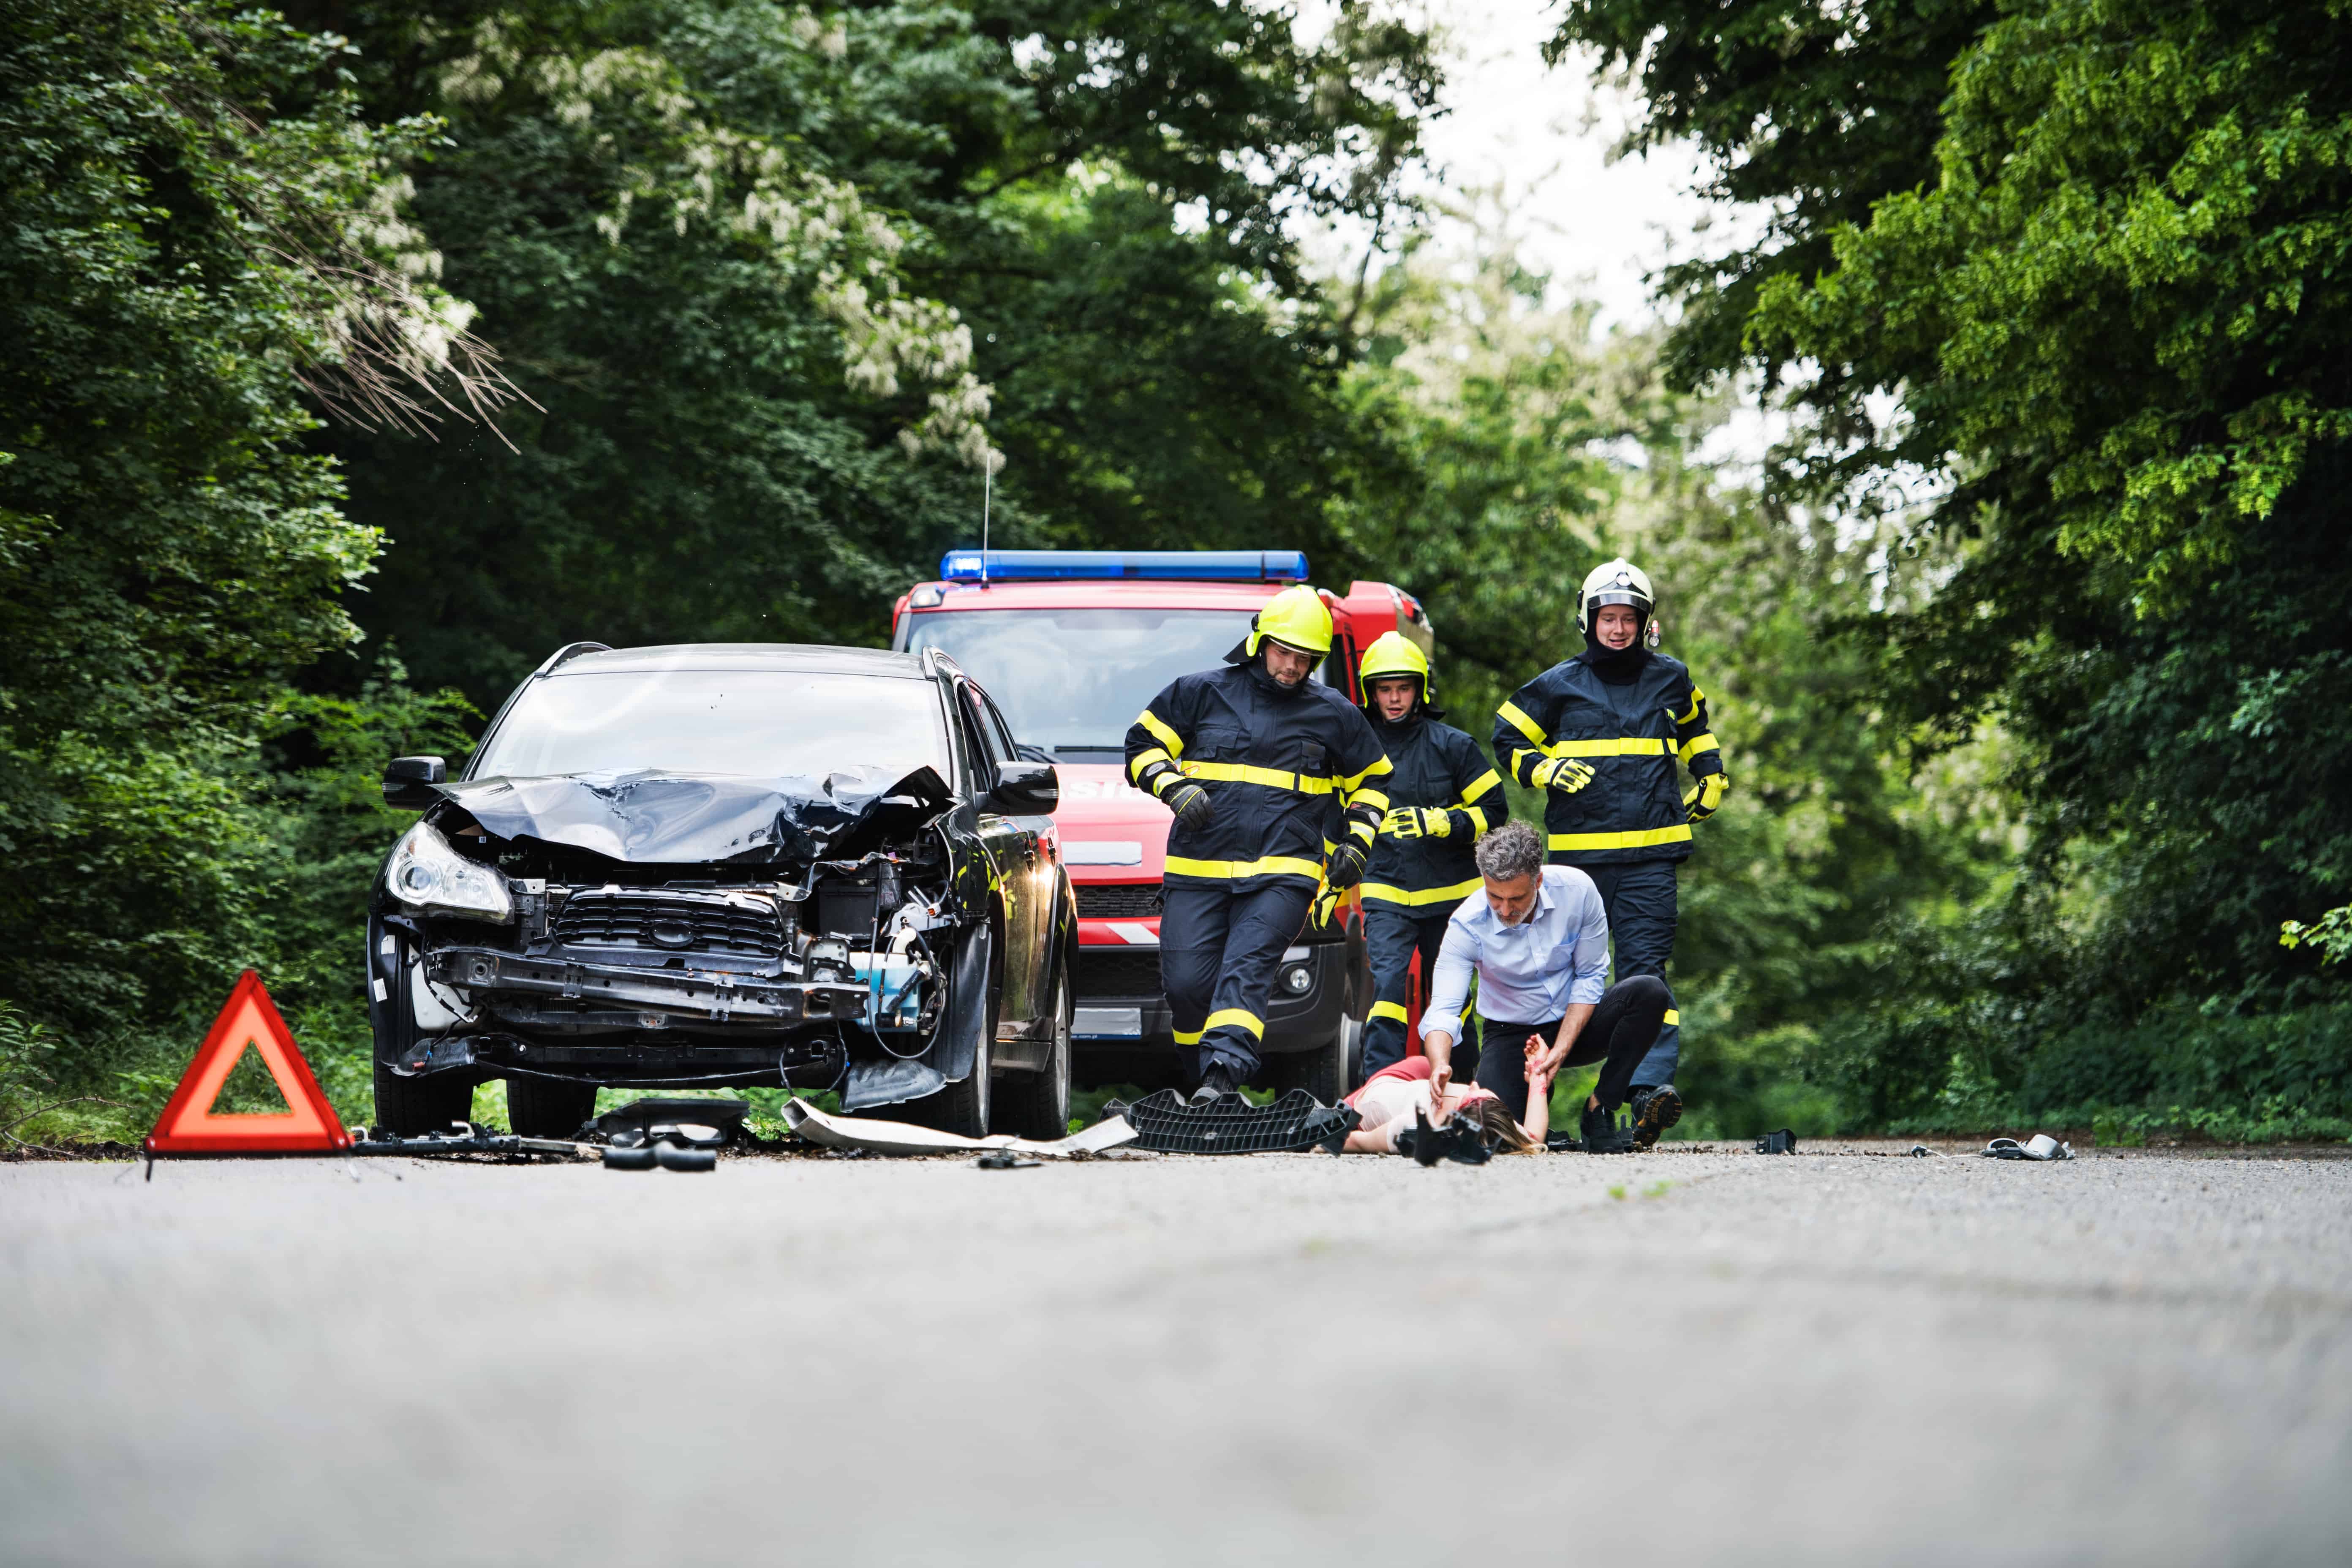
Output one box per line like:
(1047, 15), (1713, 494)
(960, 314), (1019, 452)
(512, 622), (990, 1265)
(425, 946), (869, 1026)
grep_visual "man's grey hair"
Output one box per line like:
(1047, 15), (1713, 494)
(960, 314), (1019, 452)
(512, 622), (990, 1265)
(1474, 820), (1544, 884)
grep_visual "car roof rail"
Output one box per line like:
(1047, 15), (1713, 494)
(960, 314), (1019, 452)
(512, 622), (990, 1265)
(534, 640), (612, 678)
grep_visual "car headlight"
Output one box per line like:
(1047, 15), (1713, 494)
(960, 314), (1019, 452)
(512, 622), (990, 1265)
(387, 821), (515, 923)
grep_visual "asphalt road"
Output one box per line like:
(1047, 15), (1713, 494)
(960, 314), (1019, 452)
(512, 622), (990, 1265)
(5, 1139), (2349, 1566)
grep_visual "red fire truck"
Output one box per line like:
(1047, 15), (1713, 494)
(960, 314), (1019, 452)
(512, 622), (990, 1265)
(891, 550), (1435, 1099)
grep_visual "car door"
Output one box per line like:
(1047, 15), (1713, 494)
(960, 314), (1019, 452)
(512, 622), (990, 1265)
(953, 679), (1045, 1026)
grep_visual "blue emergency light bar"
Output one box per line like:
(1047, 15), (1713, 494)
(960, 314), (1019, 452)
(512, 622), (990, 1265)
(937, 549), (1308, 584)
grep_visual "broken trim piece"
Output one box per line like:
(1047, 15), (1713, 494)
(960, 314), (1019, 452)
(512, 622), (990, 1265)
(782, 1097), (1135, 1158)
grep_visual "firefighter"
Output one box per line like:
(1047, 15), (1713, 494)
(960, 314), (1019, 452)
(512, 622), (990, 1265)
(1125, 585), (1392, 1102)
(1491, 558), (1726, 1148)
(1353, 631), (1507, 1087)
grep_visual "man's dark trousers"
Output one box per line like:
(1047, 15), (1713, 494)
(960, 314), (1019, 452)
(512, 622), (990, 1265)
(1160, 880), (1315, 1084)
(1360, 905), (1479, 1086)
(1475, 975), (1671, 1125)
(1578, 860), (1680, 1087)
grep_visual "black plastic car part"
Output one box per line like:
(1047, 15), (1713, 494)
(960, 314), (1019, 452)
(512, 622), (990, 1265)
(596, 1097), (751, 1149)
(1109, 1088), (1358, 1155)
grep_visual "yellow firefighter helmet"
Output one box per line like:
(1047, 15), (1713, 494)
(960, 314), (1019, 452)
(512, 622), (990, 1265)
(1246, 583), (1334, 657)
(1357, 630), (1431, 708)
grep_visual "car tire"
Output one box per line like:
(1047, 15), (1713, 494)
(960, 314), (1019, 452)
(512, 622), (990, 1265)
(371, 1056), (473, 1137)
(506, 1075), (598, 1139)
(996, 969), (1072, 1140)
(1272, 1013), (1358, 1105)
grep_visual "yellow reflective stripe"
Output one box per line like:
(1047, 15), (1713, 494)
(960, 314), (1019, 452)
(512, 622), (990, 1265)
(1678, 732), (1720, 764)
(1498, 701), (1547, 748)
(1350, 787), (1391, 814)
(1172, 1026), (1203, 1045)
(1127, 746), (1171, 784)
(1369, 1000), (1409, 1024)
(1462, 805), (1489, 836)
(1203, 1008), (1264, 1039)
(1662, 1009), (1681, 1026)
(1348, 818), (1376, 845)
(1459, 769), (1502, 802)
(1546, 825), (1693, 852)
(1136, 708), (1185, 758)
(1550, 737), (1671, 758)
(1179, 760), (1334, 794)
(1163, 854), (1324, 882)
(1337, 754), (1393, 792)
(1361, 877), (1483, 907)
(1673, 688), (1706, 726)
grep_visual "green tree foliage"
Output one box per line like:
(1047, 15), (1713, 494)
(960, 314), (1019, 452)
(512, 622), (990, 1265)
(297, 0), (1440, 710)
(1546, 0), (1994, 392)
(0, 0), (451, 1039)
(1554, 0), (2352, 1131)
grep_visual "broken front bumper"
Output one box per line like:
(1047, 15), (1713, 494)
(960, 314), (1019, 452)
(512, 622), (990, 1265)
(424, 946), (885, 1027)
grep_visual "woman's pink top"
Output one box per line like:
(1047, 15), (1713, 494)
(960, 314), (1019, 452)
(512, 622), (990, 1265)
(1343, 1057), (1497, 1153)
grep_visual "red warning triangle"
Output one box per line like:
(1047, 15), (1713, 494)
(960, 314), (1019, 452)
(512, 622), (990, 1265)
(145, 971), (351, 1154)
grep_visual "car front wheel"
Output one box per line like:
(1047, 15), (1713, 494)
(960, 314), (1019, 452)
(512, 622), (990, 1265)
(906, 926), (996, 1138)
(995, 969), (1072, 1140)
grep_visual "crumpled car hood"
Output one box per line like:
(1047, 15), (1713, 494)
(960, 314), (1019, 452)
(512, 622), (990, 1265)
(431, 766), (952, 865)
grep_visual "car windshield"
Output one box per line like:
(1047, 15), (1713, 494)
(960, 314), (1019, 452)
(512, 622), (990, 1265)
(471, 669), (950, 781)
(900, 607), (1321, 754)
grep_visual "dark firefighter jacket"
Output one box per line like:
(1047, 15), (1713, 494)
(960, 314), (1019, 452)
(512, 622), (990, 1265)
(1492, 651), (1722, 866)
(1126, 658), (1391, 891)
(1361, 712), (1506, 909)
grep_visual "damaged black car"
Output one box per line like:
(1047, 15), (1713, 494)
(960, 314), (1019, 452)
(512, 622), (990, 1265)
(366, 642), (1075, 1139)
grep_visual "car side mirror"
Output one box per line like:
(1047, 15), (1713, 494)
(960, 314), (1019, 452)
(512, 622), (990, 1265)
(382, 755), (447, 809)
(984, 759), (1058, 816)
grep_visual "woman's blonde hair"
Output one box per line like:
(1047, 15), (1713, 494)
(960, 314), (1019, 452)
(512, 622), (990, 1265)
(1458, 1094), (1537, 1154)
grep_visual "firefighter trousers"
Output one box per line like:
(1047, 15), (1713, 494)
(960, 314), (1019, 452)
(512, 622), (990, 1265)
(1578, 858), (1680, 1087)
(1159, 879), (1314, 1085)
(1361, 904), (1479, 1086)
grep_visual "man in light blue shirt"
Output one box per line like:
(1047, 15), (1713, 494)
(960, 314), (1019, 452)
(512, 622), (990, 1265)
(1419, 821), (1677, 1150)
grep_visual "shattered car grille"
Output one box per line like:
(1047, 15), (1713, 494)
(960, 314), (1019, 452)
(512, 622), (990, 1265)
(552, 890), (785, 960)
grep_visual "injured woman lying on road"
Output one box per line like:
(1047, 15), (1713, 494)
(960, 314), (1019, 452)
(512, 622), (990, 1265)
(1342, 1053), (1551, 1154)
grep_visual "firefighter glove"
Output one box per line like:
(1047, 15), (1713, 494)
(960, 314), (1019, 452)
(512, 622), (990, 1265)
(1531, 756), (1597, 795)
(1327, 841), (1369, 890)
(1310, 885), (1342, 931)
(1382, 805), (1452, 840)
(1683, 772), (1729, 823)
(1162, 780), (1214, 830)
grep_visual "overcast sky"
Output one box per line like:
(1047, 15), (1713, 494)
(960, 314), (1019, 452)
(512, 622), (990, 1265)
(1402, 0), (1748, 328)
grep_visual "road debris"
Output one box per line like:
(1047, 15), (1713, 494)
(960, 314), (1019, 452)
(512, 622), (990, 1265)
(1109, 1089), (1357, 1155)
(782, 1097), (1136, 1158)
(352, 1125), (590, 1161)
(1397, 1108), (1492, 1165)
(596, 1097), (749, 1149)
(1756, 1129), (1798, 1154)
(1982, 1134), (2074, 1161)
(974, 1150), (1039, 1170)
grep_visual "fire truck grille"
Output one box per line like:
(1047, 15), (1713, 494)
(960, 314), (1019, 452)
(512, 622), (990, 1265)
(1074, 883), (1161, 918)
(1076, 950), (1163, 999)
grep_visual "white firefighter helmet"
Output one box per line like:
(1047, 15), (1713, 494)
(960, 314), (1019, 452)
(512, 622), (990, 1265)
(1576, 558), (1655, 637)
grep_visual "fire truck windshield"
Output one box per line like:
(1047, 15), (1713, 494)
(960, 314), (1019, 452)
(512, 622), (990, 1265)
(901, 607), (1317, 756)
